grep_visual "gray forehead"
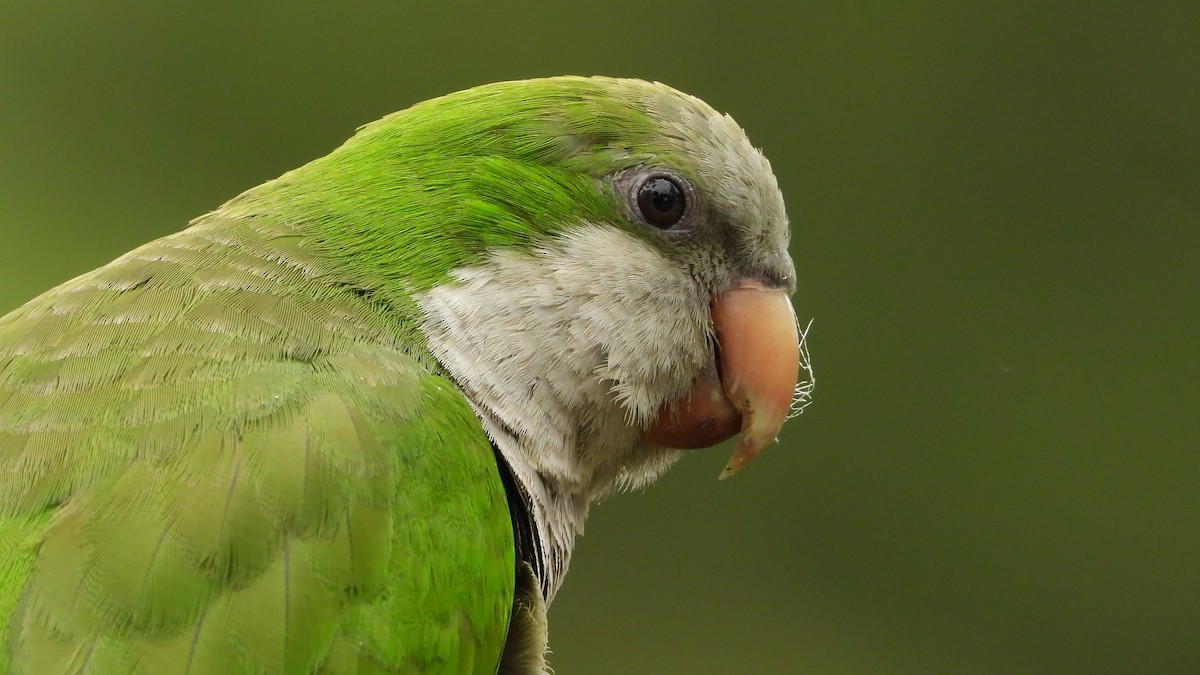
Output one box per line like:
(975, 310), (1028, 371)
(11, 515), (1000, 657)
(637, 84), (794, 288)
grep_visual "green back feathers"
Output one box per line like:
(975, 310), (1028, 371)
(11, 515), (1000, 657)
(0, 218), (513, 671)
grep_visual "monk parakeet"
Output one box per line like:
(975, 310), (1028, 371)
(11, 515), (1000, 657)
(0, 76), (811, 674)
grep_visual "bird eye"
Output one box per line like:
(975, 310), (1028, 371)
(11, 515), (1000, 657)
(636, 175), (687, 228)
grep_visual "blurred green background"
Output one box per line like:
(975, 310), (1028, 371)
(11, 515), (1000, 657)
(1, 3), (1197, 673)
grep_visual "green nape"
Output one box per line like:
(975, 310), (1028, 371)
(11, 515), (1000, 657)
(216, 77), (678, 307)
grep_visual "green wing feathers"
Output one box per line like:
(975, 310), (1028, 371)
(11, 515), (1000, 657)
(0, 218), (515, 673)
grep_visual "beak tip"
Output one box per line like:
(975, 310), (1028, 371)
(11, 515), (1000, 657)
(718, 438), (761, 480)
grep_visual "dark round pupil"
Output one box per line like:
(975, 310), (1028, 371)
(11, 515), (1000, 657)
(637, 177), (685, 227)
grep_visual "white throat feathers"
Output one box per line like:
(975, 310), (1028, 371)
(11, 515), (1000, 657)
(418, 223), (714, 601)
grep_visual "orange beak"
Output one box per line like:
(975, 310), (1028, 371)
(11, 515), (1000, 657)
(643, 279), (801, 478)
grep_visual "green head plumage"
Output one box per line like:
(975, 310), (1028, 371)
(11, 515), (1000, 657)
(218, 76), (792, 306)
